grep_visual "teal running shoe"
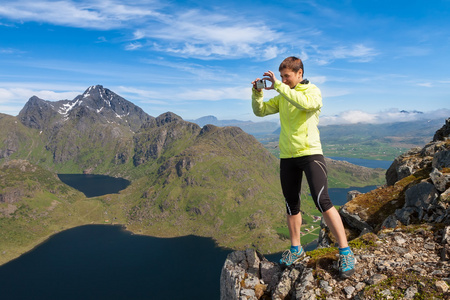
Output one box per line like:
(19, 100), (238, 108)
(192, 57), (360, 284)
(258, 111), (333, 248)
(279, 247), (305, 266)
(339, 249), (356, 279)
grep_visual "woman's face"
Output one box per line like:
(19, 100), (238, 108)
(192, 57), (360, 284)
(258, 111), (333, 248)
(280, 68), (303, 88)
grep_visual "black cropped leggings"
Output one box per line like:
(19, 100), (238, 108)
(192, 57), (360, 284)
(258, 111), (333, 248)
(280, 154), (333, 215)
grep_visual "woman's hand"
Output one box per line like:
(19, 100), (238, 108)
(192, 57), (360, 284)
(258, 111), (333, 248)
(252, 70), (276, 91)
(262, 70), (276, 90)
(251, 78), (264, 92)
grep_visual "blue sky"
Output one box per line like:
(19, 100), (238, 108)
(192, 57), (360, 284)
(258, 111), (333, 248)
(0, 0), (449, 125)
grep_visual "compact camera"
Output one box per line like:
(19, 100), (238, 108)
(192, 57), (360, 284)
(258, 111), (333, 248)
(256, 79), (266, 89)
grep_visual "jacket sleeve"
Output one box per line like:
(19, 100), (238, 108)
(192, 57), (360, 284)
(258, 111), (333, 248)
(273, 80), (322, 111)
(252, 88), (280, 117)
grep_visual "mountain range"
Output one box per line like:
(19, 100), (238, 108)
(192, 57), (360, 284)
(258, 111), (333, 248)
(188, 115), (279, 135)
(189, 112), (444, 145)
(0, 85), (385, 265)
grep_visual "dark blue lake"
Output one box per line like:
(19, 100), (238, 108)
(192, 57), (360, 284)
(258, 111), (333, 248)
(325, 157), (389, 206)
(57, 174), (131, 198)
(328, 156), (392, 169)
(0, 225), (231, 300)
(329, 185), (378, 206)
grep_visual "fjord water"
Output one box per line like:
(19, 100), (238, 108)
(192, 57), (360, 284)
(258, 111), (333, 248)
(0, 158), (390, 299)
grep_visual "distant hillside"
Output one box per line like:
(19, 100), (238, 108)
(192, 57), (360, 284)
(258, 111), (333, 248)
(318, 119), (445, 148)
(260, 118), (446, 160)
(319, 119), (446, 160)
(188, 115), (279, 135)
(0, 160), (91, 264)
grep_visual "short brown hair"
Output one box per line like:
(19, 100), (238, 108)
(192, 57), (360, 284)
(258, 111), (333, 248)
(279, 56), (304, 74)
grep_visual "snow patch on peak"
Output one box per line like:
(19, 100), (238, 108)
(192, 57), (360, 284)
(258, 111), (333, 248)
(58, 99), (82, 119)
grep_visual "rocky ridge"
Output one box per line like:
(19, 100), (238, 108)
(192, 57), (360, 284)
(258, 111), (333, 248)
(221, 118), (450, 299)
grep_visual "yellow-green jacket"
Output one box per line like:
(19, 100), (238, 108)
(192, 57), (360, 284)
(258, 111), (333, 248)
(252, 80), (323, 159)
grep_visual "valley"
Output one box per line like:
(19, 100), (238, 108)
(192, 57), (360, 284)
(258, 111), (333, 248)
(1, 85), (434, 266)
(253, 118), (444, 161)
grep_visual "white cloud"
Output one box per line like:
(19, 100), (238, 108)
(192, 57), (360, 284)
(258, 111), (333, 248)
(133, 29), (147, 39)
(331, 110), (377, 124)
(135, 9), (282, 60)
(320, 108), (450, 126)
(309, 76), (327, 84)
(0, 87), (79, 102)
(179, 87), (250, 101)
(33, 90), (80, 101)
(125, 42), (143, 51)
(320, 87), (350, 98)
(116, 86), (168, 102)
(315, 58), (330, 66)
(332, 44), (379, 62)
(0, 0), (162, 30)
(315, 44), (379, 65)
(141, 9), (271, 45)
(0, 47), (24, 54)
(118, 85), (250, 103)
(0, 48), (15, 54)
(141, 58), (237, 82)
(417, 82), (432, 88)
(0, 22), (16, 27)
(262, 46), (282, 61)
(0, 0), (285, 60)
(96, 36), (107, 43)
(0, 1), (381, 63)
(299, 50), (309, 61)
(0, 84), (83, 115)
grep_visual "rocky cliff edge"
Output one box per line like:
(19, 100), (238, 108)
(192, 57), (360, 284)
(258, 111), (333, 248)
(221, 118), (450, 300)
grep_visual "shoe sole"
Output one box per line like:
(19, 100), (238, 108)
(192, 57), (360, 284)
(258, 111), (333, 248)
(285, 251), (306, 266)
(340, 268), (355, 279)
